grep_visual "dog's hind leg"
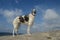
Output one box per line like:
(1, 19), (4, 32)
(13, 23), (20, 37)
(13, 28), (18, 37)
(13, 28), (15, 37)
(15, 28), (18, 35)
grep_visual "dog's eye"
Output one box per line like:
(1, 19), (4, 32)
(34, 11), (36, 14)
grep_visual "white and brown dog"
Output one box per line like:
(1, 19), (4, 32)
(13, 9), (36, 37)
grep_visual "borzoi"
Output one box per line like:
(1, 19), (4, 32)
(13, 9), (36, 37)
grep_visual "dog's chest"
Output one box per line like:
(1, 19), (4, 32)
(29, 14), (34, 21)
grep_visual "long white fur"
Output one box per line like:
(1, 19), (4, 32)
(13, 9), (36, 37)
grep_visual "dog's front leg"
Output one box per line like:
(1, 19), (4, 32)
(27, 25), (32, 35)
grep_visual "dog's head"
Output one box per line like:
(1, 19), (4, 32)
(32, 9), (36, 16)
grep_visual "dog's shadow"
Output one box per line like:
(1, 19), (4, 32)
(0, 32), (24, 36)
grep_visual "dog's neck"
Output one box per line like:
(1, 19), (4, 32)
(31, 13), (35, 16)
(29, 13), (35, 19)
(31, 12), (36, 16)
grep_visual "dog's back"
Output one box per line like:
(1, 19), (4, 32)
(19, 15), (29, 23)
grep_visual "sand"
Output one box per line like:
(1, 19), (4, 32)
(0, 31), (60, 40)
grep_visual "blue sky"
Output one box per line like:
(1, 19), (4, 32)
(0, 0), (60, 33)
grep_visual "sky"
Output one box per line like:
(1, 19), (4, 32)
(0, 0), (60, 33)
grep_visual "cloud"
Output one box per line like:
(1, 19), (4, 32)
(44, 9), (59, 20)
(0, 9), (23, 23)
(33, 5), (60, 32)
(42, 9), (60, 31)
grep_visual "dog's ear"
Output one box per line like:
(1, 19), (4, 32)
(32, 9), (36, 12)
